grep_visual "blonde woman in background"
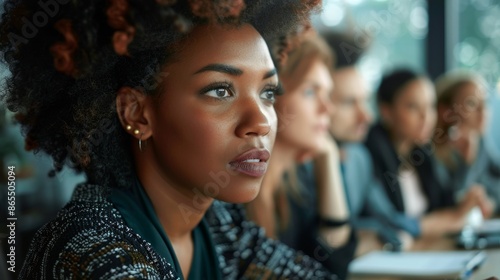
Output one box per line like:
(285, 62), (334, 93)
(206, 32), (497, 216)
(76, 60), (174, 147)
(246, 32), (356, 279)
(434, 70), (499, 216)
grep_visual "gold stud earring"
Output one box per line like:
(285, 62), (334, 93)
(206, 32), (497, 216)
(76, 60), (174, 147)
(134, 129), (140, 135)
(126, 125), (132, 131)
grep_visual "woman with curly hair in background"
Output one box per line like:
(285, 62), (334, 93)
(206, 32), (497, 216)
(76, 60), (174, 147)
(0, 0), (337, 279)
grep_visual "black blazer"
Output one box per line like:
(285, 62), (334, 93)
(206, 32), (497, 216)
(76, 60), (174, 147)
(364, 123), (454, 214)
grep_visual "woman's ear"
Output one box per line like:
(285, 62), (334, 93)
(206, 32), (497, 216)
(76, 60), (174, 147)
(116, 87), (153, 140)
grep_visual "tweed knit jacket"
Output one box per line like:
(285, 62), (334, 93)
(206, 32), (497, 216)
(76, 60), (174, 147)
(19, 184), (337, 279)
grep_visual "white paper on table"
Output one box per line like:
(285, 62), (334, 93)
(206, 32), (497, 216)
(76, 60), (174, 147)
(348, 250), (486, 278)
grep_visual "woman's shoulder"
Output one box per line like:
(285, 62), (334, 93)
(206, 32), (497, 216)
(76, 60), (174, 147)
(206, 201), (336, 279)
(206, 200), (252, 230)
(481, 136), (500, 166)
(19, 184), (179, 279)
(344, 144), (372, 166)
(364, 123), (384, 145)
(364, 123), (396, 162)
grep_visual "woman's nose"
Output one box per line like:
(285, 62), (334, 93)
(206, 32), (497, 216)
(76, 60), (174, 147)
(319, 94), (334, 115)
(235, 97), (274, 138)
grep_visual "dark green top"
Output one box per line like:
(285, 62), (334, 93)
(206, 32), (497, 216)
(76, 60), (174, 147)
(109, 179), (221, 280)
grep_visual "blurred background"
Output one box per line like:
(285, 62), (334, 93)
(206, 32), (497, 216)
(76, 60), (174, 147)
(1, 0), (500, 277)
(312, 0), (500, 149)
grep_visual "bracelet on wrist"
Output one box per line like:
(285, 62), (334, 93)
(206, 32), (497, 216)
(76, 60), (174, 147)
(318, 216), (349, 228)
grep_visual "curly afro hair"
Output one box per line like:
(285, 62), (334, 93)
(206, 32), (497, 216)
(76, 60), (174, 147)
(0, 0), (321, 188)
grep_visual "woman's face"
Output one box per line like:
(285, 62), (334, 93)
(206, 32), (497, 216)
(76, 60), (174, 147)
(146, 24), (278, 203)
(382, 78), (437, 144)
(275, 58), (333, 153)
(450, 82), (487, 134)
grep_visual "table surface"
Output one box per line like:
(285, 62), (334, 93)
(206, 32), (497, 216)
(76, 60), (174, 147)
(348, 233), (500, 280)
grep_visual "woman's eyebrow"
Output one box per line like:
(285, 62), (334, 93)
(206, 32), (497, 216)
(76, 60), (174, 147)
(193, 64), (243, 76)
(193, 64), (277, 80)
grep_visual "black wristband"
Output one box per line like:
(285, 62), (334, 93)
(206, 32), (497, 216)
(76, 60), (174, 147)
(318, 216), (349, 228)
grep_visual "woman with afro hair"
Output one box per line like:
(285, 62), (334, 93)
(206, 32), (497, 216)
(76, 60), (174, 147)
(0, 0), (338, 279)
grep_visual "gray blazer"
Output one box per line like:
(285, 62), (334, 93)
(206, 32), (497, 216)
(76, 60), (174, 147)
(434, 136), (500, 214)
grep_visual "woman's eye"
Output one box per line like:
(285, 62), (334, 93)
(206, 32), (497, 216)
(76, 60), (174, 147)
(341, 98), (356, 107)
(260, 90), (276, 102)
(466, 99), (478, 109)
(205, 88), (232, 98)
(304, 88), (316, 97)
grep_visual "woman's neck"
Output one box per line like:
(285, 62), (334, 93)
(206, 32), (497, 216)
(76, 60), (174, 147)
(135, 153), (210, 243)
(337, 141), (347, 162)
(246, 140), (298, 238)
(261, 141), (298, 197)
(389, 131), (413, 158)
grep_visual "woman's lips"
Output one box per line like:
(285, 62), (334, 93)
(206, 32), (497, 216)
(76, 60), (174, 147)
(229, 148), (270, 177)
(315, 120), (330, 132)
